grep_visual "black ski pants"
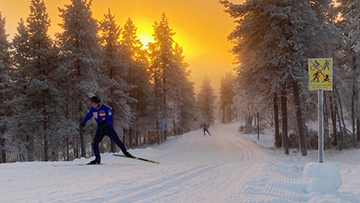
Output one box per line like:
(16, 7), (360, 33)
(93, 129), (127, 162)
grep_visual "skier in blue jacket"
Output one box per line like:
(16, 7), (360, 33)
(81, 96), (133, 164)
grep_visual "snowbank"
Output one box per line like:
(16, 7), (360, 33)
(302, 162), (342, 193)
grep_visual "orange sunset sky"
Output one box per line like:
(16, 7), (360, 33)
(0, 0), (244, 95)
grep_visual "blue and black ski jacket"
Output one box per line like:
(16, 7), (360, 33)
(82, 104), (114, 131)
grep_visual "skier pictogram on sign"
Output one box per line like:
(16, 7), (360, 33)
(308, 58), (333, 91)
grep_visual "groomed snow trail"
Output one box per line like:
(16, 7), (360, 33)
(2, 122), (354, 202)
(119, 122), (307, 203)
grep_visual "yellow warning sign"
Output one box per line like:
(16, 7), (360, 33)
(308, 58), (333, 91)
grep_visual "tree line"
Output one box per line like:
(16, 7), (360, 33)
(0, 0), (217, 163)
(221, 0), (360, 155)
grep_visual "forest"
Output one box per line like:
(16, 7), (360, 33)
(1, 0), (359, 163)
(0, 0), (219, 163)
(221, 0), (360, 156)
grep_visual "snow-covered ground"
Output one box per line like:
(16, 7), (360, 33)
(1, 122), (360, 202)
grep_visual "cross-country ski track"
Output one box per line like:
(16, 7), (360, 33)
(1, 122), (359, 202)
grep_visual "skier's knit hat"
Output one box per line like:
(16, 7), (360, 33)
(90, 96), (101, 104)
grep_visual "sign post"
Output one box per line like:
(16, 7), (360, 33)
(308, 58), (333, 163)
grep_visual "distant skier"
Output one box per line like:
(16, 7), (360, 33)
(81, 96), (133, 164)
(201, 123), (211, 136)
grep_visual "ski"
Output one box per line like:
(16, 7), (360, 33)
(52, 163), (111, 167)
(113, 154), (160, 164)
(53, 164), (97, 167)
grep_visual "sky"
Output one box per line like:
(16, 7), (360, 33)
(0, 0), (245, 94)
(1, 121), (359, 202)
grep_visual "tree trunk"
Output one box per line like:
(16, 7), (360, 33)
(135, 127), (139, 147)
(222, 105), (225, 123)
(64, 94), (71, 161)
(79, 133), (85, 157)
(273, 93), (281, 148)
(352, 77), (356, 145)
(281, 89), (289, 155)
(335, 86), (347, 149)
(336, 106), (343, 150)
(0, 137), (6, 163)
(357, 118), (360, 142)
(27, 133), (35, 161)
(323, 92), (330, 149)
(80, 102), (85, 158)
(43, 107), (48, 161)
(292, 80), (307, 156)
(43, 130), (48, 161)
(74, 133), (79, 158)
(329, 94), (337, 145)
(66, 137), (70, 161)
(352, 50), (358, 146)
(227, 106), (232, 123)
(129, 127), (133, 148)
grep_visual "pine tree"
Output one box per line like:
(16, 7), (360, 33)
(9, 19), (31, 161)
(99, 9), (133, 149)
(120, 17), (152, 146)
(198, 75), (216, 125)
(173, 43), (200, 133)
(220, 71), (235, 123)
(148, 13), (178, 136)
(148, 13), (175, 125)
(0, 12), (12, 163)
(148, 13), (198, 136)
(9, 0), (62, 161)
(337, 0), (360, 143)
(122, 18), (144, 62)
(57, 0), (102, 158)
(231, 77), (265, 133)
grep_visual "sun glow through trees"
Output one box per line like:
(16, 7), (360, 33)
(0, 0), (245, 94)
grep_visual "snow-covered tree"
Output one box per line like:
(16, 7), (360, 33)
(57, 0), (103, 158)
(121, 18), (145, 62)
(219, 71), (236, 123)
(8, 19), (30, 161)
(147, 13), (175, 126)
(0, 13), (12, 163)
(120, 17), (152, 146)
(9, 0), (63, 161)
(337, 0), (360, 142)
(173, 43), (200, 133)
(147, 13), (199, 135)
(99, 9), (133, 150)
(231, 77), (268, 133)
(221, 0), (340, 155)
(148, 13), (196, 136)
(198, 75), (216, 125)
